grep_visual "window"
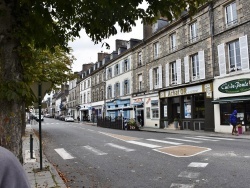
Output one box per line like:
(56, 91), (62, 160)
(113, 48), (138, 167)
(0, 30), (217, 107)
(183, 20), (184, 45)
(225, 2), (237, 27)
(124, 80), (129, 95)
(228, 40), (241, 72)
(84, 82), (86, 89)
(102, 71), (105, 81)
(124, 59), (129, 72)
(100, 90), (104, 100)
(107, 85), (112, 99)
(87, 92), (90, 103)
(151, 109), (159, 118)
(88, 80), (91, 87)
(115, 64), (119, 75)
(96, 75), (99, 84)
(171, 61), (177, 84)
(108, 68), (112, 79)
(191, 53), (199, 80)
(138, 52), (142, 66)
(153, 42), (159, 59)
(190, 22), (198, 42)
(96, 89), (99, 101)
(153, 67), (159, 87)
(138, 74), (142, 92)
(170, 33), (176, 52)
(80, 95), (82, 104)
(114, 83), (120, 97)
(83, 93), (86, 103)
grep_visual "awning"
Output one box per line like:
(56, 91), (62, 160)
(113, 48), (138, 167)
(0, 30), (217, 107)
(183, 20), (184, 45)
(107, 106), (133, 111)
(212, 96), (250, 104)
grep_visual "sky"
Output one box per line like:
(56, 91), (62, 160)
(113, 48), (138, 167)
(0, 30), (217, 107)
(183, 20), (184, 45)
(68, 21), (144, 72)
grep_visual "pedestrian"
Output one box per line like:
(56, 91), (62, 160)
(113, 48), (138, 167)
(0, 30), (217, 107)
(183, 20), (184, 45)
(230, 110), (238, 135)
(0, 146), (31, 188)
(77, 116), (80, 123)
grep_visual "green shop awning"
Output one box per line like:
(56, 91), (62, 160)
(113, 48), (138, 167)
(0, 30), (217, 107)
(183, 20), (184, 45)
(212, 96), (250, 104)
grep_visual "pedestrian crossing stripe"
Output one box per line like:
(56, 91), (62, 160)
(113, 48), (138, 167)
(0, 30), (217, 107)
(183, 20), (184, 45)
(188, 162), (208, 168)
(166, 138), (202, 143)
(105, 143), (135, 152)
(184, 137), (219, 141)
(55, 148), (75, 160)
(83, 145), (107, 155)
(196, 136), (235, 140)
(146, 139), (182, 145)
(127, 140), (161, 148)
(170, 183), (194, 188)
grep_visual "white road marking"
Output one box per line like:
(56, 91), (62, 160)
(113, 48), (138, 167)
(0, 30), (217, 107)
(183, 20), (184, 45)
(24, 150), (36, 163)
(83, 146), (107, 155)
(126, 141), (161, 148)
(170, 183), (194, 188)
(87, 129), (94, 132)
(188, 162), (208, 168)
(146, 139), (182, 145)
(106, 143), (135, 152)
(196, 136), (235, 140)
(167, 138), (202, 143)
(178, 171), (200, 178)
(55, 148), (75, 159)
(184, 137), (219, 141)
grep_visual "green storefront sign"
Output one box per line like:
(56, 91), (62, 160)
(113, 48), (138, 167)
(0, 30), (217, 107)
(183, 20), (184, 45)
(219, 79), (250, 93)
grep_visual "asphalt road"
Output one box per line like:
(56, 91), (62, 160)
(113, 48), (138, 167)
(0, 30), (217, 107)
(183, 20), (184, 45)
(32, 118), (250, 188)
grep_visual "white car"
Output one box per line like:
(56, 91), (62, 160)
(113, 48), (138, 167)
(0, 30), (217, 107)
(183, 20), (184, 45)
(65, 116), (74, 122)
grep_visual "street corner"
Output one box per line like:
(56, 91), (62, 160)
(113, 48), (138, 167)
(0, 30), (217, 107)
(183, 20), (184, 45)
(153, 145), (211, 157)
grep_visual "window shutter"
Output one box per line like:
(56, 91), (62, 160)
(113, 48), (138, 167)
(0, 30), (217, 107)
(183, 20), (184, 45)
(120, 82), (123, 96)
(165, 63), (169, 87)
(127, 57), (130, 70)
(198, 50), (205, 79)
(149, 69), (153, 90)
(111, 67), (114, 77)
(239, 35), (250, 70)
(158, 65), (162, 88)
(121, 60), (124, 73)
(184, 56), (190, 83)
(217, 43), (226, 76)
(176, 59), (182, 84)
(106, 69), (108, 80)
(118, 64), (120, 74)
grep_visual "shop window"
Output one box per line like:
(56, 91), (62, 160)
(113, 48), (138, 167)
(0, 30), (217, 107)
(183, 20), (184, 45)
(152, 109), (159, 118)
(194, 94), (205, 118)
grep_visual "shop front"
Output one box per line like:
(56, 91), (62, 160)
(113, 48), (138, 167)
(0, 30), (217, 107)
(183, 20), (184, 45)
(159, 82), (214, 131)
(213, 76), (250, 133)
(79, 104), (91, 121)
(106, 98), (132, 120)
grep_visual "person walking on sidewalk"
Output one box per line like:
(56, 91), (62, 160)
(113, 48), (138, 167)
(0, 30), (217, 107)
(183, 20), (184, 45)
(230, 110), (238, 135)
(0, 146), (31, 188)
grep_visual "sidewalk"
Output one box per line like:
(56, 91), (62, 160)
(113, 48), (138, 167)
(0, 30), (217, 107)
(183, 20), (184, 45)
(22, 124), (67, 188)
(139, 126), (250, 140)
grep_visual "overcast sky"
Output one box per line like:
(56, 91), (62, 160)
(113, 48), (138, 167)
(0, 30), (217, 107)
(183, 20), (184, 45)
(68, 21), (144, 72)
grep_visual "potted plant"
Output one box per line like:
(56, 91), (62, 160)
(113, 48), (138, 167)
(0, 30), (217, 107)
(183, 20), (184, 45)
(127, 119), (139, 130)
(161, 117), (168, 128)
(174, 118), (179, 129)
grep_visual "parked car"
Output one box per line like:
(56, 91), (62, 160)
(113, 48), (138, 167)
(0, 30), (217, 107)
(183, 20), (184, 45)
(33, 113), (44, 121)
(65, 116), (74, 122)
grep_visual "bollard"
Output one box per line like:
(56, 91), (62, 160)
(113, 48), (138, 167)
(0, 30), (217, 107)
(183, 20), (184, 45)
(30, 134), (34, 159)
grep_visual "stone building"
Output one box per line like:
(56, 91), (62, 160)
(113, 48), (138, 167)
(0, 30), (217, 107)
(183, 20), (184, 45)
(132, 5), (215, 130)
(212, 0), (250, 133)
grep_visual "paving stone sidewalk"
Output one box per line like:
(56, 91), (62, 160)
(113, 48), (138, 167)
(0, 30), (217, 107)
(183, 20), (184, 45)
(22, 124), (66, 188)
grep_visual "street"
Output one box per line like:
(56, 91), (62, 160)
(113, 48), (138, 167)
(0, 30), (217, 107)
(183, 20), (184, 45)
(32, 118), (250, 188)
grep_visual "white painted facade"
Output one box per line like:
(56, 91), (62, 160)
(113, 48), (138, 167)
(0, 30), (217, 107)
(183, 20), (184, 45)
(213, 73), (250, 133)
(79, 77), (92, 120)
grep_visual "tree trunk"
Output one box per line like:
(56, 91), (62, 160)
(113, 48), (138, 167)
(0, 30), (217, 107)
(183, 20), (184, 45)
(0, 0), (25, 162)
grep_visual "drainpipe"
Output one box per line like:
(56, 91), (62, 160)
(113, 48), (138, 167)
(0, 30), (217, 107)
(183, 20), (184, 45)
(209, 1), (215, 78)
